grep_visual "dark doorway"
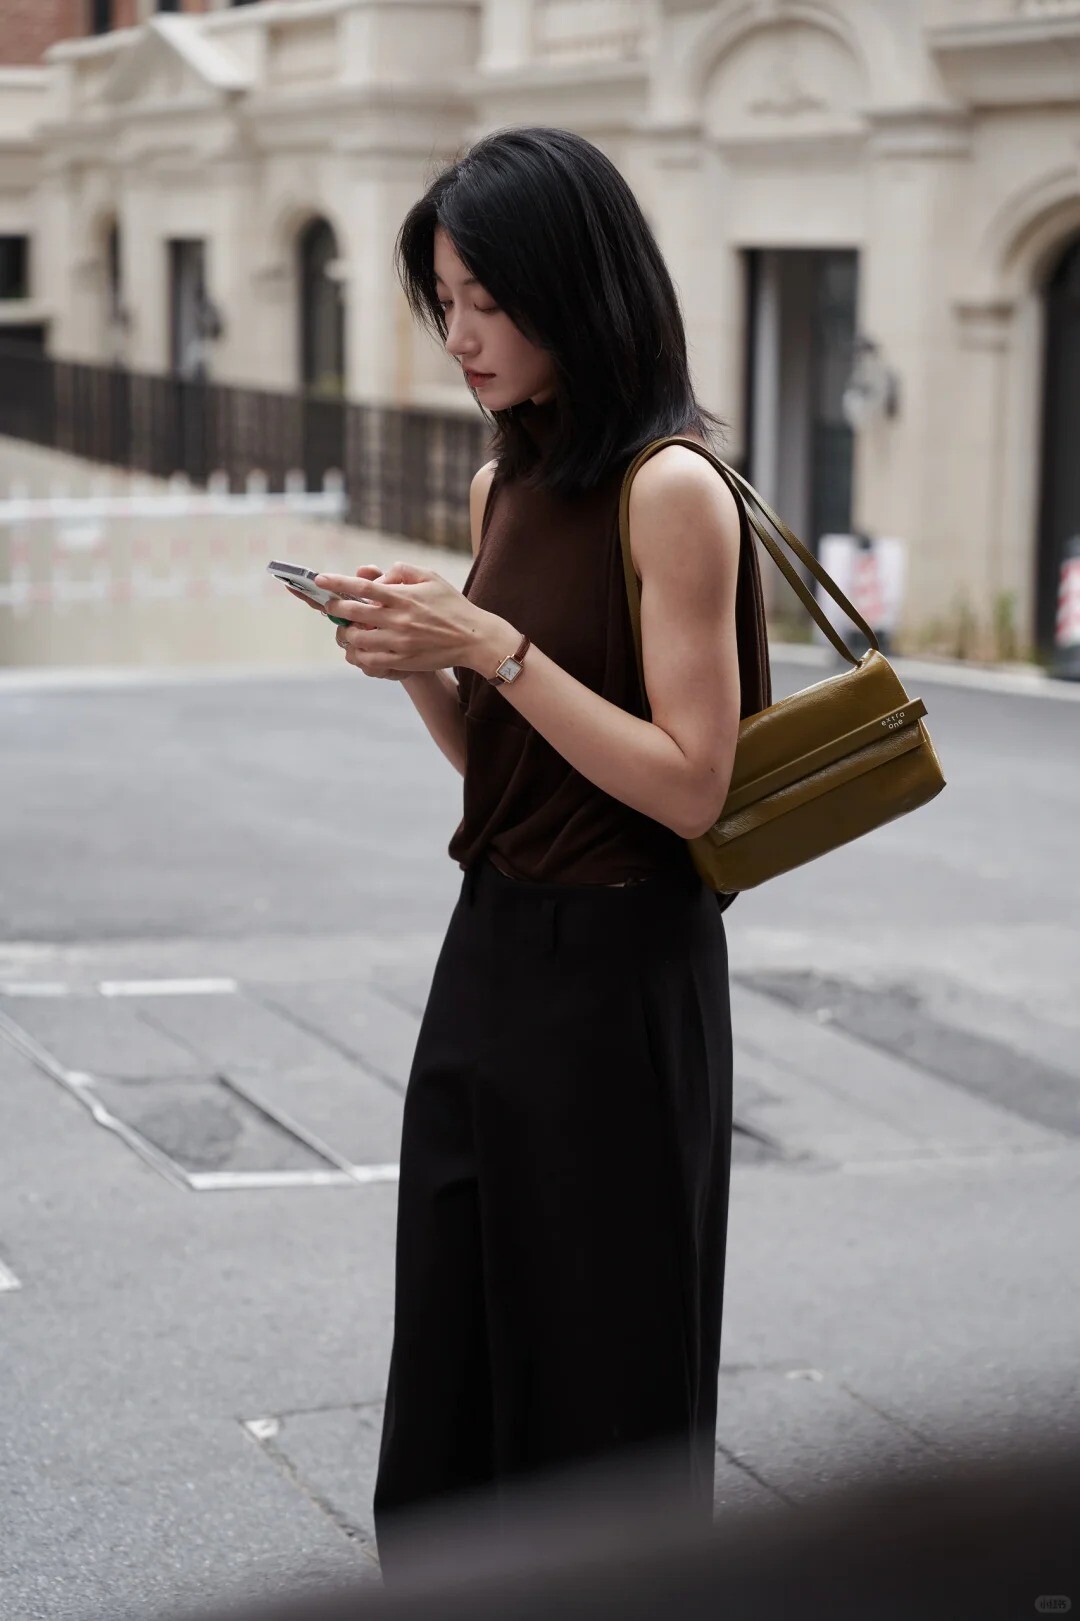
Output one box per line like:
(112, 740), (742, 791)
(298, 218), (346, 488)
(809, 252), (858, 547)
(1036, 232), (1080, 655)
(167, 239), (212, 482)
(104, 218), (126, 364)
(298, 217), (346, 396)
(744, 247), (857, 560)
(168, 238), (209, 380)
(0, 235), (29, 300)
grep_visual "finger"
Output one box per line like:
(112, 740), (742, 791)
(325, 595), (380, 624)
(315, 572), (391, 602)
(336, 622), (377, 649)
(342, 634), (404, 675)
(377, 561), (429, 584)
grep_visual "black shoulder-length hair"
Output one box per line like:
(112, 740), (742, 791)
(394, 125), (729, 498)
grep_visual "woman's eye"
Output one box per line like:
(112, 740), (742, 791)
(438, 300), (500, 314)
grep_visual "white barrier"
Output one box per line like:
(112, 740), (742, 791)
(0, 468), (346, 617)
(814, 534), (907, 652)
(0, 463), (360, 668)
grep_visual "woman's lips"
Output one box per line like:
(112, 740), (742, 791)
(465, 370), (495, 387)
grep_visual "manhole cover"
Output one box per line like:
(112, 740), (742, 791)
(88, 1073), (330, 1174)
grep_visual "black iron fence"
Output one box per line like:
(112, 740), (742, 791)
(0, 346), (491, 554)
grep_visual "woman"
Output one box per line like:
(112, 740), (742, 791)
(304, 125), (771, 1575)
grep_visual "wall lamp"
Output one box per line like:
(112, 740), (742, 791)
(841, 335), (900, 429)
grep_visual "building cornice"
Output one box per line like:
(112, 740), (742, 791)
(103, 15), (253, 103)
(46, 28), (139, 65)
(202, 0), (481, 27)
(929, 15), (1080, 53)
(706, 125), (867, 160)
(864, 101), (974, 158)
(0, 67), (50, 87)
(928, 13), (1080, 105)
(460, 57), (648, 96)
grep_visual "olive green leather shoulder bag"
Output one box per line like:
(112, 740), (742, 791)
(618, 437), (947, 895)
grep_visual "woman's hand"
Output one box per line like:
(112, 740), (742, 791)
(287, 566), (411, 680)
(314, 561), (500, 678)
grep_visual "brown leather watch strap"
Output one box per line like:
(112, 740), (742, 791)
(487, 630), (531, 684)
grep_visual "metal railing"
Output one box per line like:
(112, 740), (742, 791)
(0, 346), (490, 555)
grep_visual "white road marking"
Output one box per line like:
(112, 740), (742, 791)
(0, 982), (71, 997)
(188, 1169), (360, 1191)
(1, 978), (240, 998)
(347, 1162), (400, 1185)
(0, 661), (344, 693)
(97, 977), (238, 997)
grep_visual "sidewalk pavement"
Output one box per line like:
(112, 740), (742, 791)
(1, 555), (1077, 1618)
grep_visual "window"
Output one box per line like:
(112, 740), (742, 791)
(0, 237), (29, 301)
(90, 0), (113, 33)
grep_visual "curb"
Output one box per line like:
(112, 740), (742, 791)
(768, 641), (1080, 703)
(0, 642), (1076, 702)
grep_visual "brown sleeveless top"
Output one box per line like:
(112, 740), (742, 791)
(448, 397), (772, 888)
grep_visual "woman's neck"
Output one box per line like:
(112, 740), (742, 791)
(519, 394), (559, 446)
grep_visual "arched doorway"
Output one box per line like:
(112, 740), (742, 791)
(1036, 232), (1080, 655)
(298, 217), (346, 396)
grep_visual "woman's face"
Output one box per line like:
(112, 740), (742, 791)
(433, 225), (557, 410)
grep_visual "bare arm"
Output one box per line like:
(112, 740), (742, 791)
(470, 447), (743, 840)
(398, 458), (498, 777)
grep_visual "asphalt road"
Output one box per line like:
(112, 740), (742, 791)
(1, 650), (1078, 1620)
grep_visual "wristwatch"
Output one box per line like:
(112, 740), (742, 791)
(487, 629), (531, 687)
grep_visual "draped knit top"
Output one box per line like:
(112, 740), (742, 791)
(448, 395), (772, 888)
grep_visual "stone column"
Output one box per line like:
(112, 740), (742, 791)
(856, 105), (978, 653)
(479, 0), (532, 72)
(122, 165), (169, 373)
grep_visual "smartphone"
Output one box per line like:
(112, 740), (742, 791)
(266, 559), (358, 626)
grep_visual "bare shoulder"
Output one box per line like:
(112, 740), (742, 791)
(627, 438), (741, 580)
(468, 458), (500, 558)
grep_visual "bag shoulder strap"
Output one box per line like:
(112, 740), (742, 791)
(617, 436), (879, 684)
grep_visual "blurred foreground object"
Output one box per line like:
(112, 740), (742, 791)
(0, 471), (348, 669)
(158, 1425), (1078, 1621)
(816, 531), (905, 660)
(1052, 533), (1080, 681)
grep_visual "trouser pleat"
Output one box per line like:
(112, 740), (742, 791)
(373, 856), (733, 1573)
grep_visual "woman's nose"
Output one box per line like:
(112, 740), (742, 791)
(444, 309), (476, 349)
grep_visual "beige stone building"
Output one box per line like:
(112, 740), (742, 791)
(1, 0), (1078, 660)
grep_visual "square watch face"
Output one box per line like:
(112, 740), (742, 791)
(498, 657), (521, 680)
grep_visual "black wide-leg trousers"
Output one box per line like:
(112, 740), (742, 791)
(373, 854), (734, 1567)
